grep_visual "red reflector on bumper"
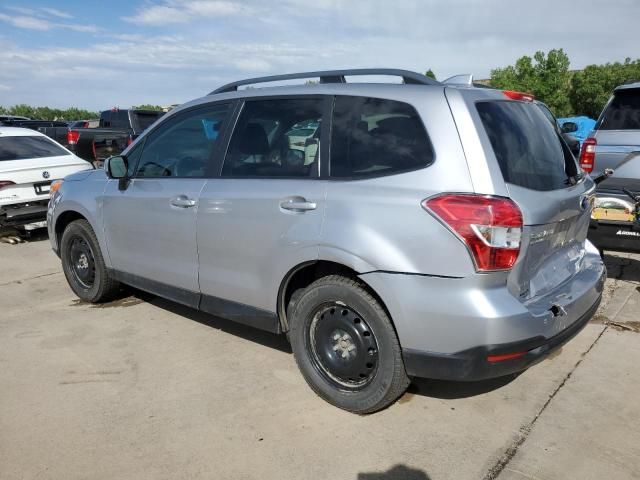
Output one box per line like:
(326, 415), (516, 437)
(487, 351), (527, 363)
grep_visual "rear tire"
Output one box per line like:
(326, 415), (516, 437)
(289, 275), (409, 413)
(60, 219), (119, 303)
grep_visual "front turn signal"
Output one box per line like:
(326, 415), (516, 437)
(50, 180), (63, 195)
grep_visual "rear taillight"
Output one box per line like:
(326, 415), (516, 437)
(0, 181), (16, 190)
(502, 90), (535, 102)
(579, 138), (597, 173)
(67, 130), (80, 145)
(423, 194), (523, 272)
(91, 140), (97, 160)
(126, 135), (133, 146)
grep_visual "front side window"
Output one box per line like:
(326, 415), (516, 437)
(134, 103), (230, 178)
(222, 98), (323, 178)
(0, 136), (70, 161)
(330, 96), (434, 178)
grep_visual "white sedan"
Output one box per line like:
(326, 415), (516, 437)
(0, 127), (93, 229)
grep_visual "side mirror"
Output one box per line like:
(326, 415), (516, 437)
(561, 121), (578, 134)
(104, 155), (130, 190)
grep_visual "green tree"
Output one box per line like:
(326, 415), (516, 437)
(425, 69), (436, 80)
(132, 104), (164, 111)
(569, 58), (640, 118)
(490, 49), (572, 116)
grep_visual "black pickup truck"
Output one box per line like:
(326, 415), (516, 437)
(67, 109), (164, 165)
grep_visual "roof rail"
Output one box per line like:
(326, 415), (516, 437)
(210, 68), (440, 94)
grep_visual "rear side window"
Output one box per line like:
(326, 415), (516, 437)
(477, 101), (576, 191)
(598, 89), (640, 130)
(0, 136), (70, 161)
(330, 96), (433, 178)
(222, 98), (323, 178)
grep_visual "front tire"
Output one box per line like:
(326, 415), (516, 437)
(60, 219), (119, 303)
(289, 275), (409, 413)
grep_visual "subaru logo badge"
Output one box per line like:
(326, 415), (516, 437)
(42, 171), (50, 179)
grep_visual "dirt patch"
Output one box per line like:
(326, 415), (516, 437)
(608, 321), (640, 333)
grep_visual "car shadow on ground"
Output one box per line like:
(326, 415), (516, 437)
(358, 464), (431, 479)
(128, 289), (292, 354)
(603, 252), (640, 283)
(406, 373), (520, 400)
(120, 287), (522, 399)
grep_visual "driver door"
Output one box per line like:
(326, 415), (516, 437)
(102, 103), (231, 306)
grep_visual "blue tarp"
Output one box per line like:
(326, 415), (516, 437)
(557, 116), (597, 144)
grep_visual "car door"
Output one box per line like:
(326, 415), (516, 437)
(102, 102), (232, 307)
(197, 96), (328, 328)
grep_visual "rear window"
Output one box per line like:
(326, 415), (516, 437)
(134, 112), (163, 131)
(330, 96), (434, 178)
(477, 101), (578, 191)
(598, 89), (640, 130)
(0, 135), (70, 161)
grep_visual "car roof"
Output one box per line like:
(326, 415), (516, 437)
(0, 126), (48, 137)
(614, 81), (640, 92)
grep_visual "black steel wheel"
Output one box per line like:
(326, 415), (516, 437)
(289, 275), (409, 413)
(68, 236), (96, 289)
(60, 219), (119, 302)
(308, 303), (379, 390)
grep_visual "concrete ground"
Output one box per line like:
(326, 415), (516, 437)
(0, 235), (638, 480)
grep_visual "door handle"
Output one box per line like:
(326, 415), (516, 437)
(170, 195), (197, 208)
(280, 196), (317, 212)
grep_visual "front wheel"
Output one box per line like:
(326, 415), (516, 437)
(60, 219), (119, 302)
(289, 275), (409, 413)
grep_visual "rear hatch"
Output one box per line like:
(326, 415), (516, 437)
(472, 95), (595, 300)
(591, 86), (640, 193)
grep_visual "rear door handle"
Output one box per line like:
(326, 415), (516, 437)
(280, 196), (317, 212)
(170, 195), (197, 208)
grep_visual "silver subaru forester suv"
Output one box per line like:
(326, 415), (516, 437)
(47, 69), (605, 413)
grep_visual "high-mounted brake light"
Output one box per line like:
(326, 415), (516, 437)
(579, 138), (597, 173)
(67, 130), (80, 145)
(0, 181), (16, 190)
(423, 194), (523, 272)
(502, 90), (535, 102)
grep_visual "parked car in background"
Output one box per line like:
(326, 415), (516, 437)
(534, 101), (581, 157)
(583, 82), (640, 253)
(48, 69), (605, 413)
(67, 109), (164, 166)
(0, 115), (30, 123)
(557, 116), (596, 145)
(1, 127), (92, 228)
(68, 119), (99, 129)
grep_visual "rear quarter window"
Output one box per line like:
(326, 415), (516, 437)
(0, 136), (70, 161)
(330, 96), (434, 178)
(477, 101), (576, 191)
(598, 89), (640, 130)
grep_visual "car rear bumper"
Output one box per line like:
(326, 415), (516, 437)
(402, 294), (600, 381)
(359, 248), (606, 381)
(0, 200), (48, 228)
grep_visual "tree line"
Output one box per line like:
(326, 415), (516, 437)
(428, 51), (639, 118)
(0, 105), (100, 121)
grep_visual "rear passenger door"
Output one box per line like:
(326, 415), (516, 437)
(196, 97), (328, 326)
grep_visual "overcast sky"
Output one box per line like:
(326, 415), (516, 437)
(0, 0), (638, 110)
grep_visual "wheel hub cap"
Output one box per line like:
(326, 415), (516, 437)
(309, 304), (379, 389)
